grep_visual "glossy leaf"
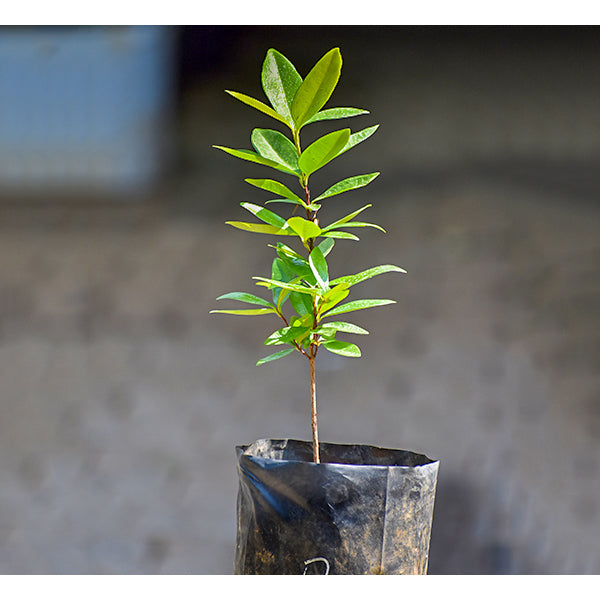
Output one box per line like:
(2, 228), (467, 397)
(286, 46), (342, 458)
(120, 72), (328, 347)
(327, 221), (386, 233)
(225, 90), (289, 127)
(316, 321), (369, 335)
(274, 242), (308, 262)
(264, 327), (289, 345)
(276, 289), (291, 313)
(261, 49), (303, 127)
(320, 230), (360, 241)
(265, 325), (311, 346)
(256, 347), (295, 366)
(298, 129), (350, 176)
(315, 172), (380, 201)
(339, 125), (379, 155)
(286, 216), (321, 242)
(251, 129), (299, 173)
(290, 312), (314, 326)
(322, 298), (396, 318)
(289, 291), (314, 316)
(213, 146), (298, 176)
(253, 276), (318, 296)
(215, 292), (274, 308)
(274, 244), (314, 280)
(317, 237), (335, 257)
(291, 48), (342, 128)
(289, 326), (311, 345)
(245, 178), (304, 204)
(321, 204), (372, 232)
(330, 264), (407, 288)
(210, 308), (277, 316)
(226, 221), (291, 235)
(271, 257), (297, 306)
(322, 340), (361, 357)
(308, 246), (329, 292)
(318, 283), (350, 313)
(305, 107), (369, 125)
(240, 202), (287, 228)
(265, 198), (306, 209)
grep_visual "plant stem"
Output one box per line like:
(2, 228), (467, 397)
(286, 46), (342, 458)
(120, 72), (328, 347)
(296, 129), (320, 464)
(309, 352), (320, 463)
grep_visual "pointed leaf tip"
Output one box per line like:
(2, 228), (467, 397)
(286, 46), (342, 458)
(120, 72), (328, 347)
(256, 347), (295, 366)
(261, 49), (302, 127)
(322, 339), (361, 357)
(298, 129), (351, 176)
(291, 47), (343, 129)
(309, 246), (329, 292)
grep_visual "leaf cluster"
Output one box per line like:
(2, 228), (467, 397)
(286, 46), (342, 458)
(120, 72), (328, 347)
(211, 48), (405, 366)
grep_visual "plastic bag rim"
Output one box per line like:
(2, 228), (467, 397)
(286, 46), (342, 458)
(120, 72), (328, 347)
(236, 438), (439, 470)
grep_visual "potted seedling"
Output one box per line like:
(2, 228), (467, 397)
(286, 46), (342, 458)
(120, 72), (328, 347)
(211, 47), (439, 575)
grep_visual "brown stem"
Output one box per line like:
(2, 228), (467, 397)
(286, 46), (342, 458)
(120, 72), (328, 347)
(294, 135), (320, 463)
(309, 352), (320, 463)
(304, 183), (311, 213)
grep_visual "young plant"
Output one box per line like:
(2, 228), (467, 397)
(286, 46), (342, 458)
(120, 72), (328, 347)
(211, 47), (405, 464)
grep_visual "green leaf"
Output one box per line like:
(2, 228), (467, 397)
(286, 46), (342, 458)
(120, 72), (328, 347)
(276, 290), (291, 313)
(265, 198), (306, 209)
(253, 276), (318, 296)
(290, 312), (314, 328)
(271, 257), (297, 306)
(261, 49), (303, 127)
(286, 216), (322, 243)
(305, 107), (369, 125)
(225, 90), (289, 127)
(291, 48), (343, 128)
(274, 244), (314, 280)
(226, 221), (291, 235)
(326, 221), (386, 233)
(321, 204), (372, 232)
(240, 202), (287, 228)
(264, 328), (288, 345)
(251, 129), (299, 173)
(322, 298), (396, 317)
(319, 283), (350, 313)
(317, 237), (335, 257)
(210, 308), (277, 316)
(298, 129), (351, 176)
(316, 321), (369, 335)
(245, 178), (304, 204)
(274, 242), (307, 262)
(289, 291), (314, 316)
(339, 125), (379, 155)
(315, 172), (380, 201)
(322, 340), (361, 357)
(264, 325), (311, 346)
(308, 246), (329, 292)
(213, 146), (298, 176)
(215, 292), (275, 308)
(320, 231), (360, 241)
(330, 264), (407, 287)
(256, 347), (295, 366)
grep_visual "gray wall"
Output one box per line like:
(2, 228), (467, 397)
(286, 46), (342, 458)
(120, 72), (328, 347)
(0, 26), (598, 574)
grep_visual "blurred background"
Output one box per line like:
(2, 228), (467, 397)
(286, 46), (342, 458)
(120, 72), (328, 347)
(0, 25), (598, 574)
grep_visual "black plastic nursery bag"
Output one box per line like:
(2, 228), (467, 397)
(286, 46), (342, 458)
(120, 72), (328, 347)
(234, 438), (439, 575)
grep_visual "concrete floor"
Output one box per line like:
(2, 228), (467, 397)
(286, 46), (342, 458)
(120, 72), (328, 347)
(0, 27), (599, 574)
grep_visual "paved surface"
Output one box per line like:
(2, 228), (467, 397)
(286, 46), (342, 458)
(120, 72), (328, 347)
(0, 27), (599, 574)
